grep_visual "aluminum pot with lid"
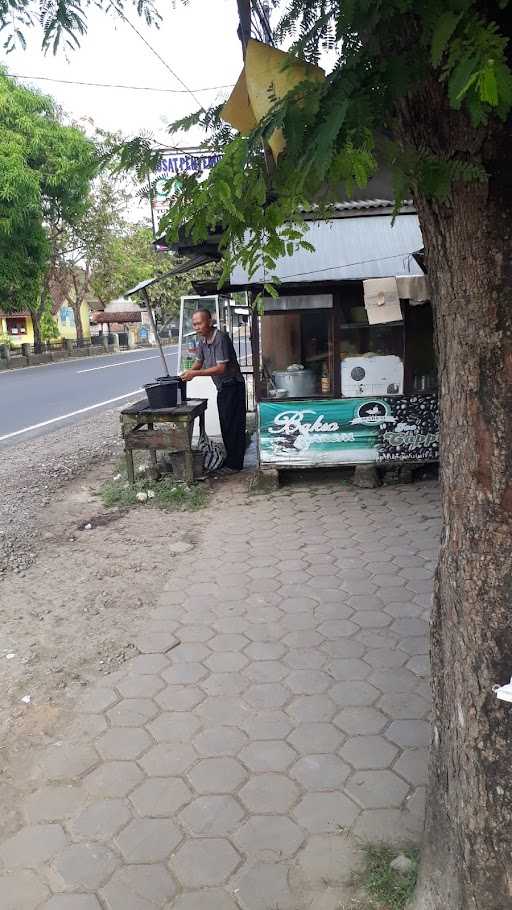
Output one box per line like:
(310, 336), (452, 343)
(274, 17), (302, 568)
(271, 369), (317, 397)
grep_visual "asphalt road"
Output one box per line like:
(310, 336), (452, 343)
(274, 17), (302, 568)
(0, 345), (180, 448)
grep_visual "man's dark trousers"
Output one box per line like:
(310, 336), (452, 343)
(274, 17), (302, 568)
(217, 381), (246, 470)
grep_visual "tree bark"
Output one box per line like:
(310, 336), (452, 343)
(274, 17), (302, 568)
(71, 298), (85, 344)
(70, 270), (87, 345)
(395, 83), (512, 910)
(31, 309), (43, 353)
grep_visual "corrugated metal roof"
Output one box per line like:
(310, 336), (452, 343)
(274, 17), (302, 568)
(307, 199), (414, 213)
(231, 213), (424, 286)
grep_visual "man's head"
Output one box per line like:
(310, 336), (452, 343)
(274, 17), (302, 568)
(192, 308), (213, 338)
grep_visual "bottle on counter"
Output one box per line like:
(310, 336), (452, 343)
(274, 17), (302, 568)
(321, 363), (330, 394)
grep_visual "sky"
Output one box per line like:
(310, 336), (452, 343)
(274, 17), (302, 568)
(2, 0), (243, 146)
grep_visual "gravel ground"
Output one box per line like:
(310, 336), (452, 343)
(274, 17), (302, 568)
(0, 408), (123, 575)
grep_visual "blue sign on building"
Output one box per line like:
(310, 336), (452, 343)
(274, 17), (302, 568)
(154, 153), (222, 176)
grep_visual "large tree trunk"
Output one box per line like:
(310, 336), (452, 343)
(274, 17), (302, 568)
(396, 85), (512, 909)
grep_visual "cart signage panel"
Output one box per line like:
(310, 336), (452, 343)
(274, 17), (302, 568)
(259, 395), (439, 466)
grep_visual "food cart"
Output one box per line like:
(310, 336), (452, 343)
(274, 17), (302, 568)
(229, 204), (439, 476)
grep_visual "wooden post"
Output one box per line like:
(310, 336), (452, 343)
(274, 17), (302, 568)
(250, 296), (263, 402)
(147, 417), (159, 480)
(143, 289), (170, 377)
(126, 448), (135, 484)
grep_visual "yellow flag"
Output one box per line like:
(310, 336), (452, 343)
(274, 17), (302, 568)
(221, 39), (325, 160)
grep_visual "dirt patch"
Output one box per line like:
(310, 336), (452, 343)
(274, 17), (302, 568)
(0, 455), (215, 836)
(0, 407), (231, 841)
(0, 459), (205, 731)
(77, 511), (126, 531)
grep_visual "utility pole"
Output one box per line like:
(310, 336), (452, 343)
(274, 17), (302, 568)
(237, 0), (252, 54)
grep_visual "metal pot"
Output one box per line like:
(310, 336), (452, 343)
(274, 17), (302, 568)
(272, 369), (318, 398)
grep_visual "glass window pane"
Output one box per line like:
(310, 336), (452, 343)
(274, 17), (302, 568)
(261, 308), (332, 398)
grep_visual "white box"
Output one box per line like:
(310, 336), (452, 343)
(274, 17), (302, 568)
(341, 355), (403, 397)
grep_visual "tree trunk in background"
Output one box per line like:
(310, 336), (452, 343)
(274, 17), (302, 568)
(31, 310), (43, 353)
(396, 84), (512, 910)
(70, 269), (88, 346)
(71, 298), (84, 345)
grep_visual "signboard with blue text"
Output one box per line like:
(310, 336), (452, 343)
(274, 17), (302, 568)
(151, 152), (222, 221)
(259, 395), (439, 467)
(154, 153), (222, 176)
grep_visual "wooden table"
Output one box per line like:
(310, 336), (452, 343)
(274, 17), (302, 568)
(120, 398), (207, 485)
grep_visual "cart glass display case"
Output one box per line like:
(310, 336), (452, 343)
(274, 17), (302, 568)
(336, 304), (405, 398)
(261, 295), (334, 398)
(257, 289), (439, 470)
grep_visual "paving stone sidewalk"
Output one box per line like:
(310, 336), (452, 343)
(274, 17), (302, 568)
(0, 477), (440, 910)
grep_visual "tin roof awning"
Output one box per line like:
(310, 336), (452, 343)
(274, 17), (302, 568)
(230, 213), (424, 287)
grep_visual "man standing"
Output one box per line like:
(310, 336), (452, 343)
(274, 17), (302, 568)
(181, 309), (246, 472)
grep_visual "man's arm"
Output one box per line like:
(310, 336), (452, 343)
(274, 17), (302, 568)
(181, 362), (226, 381)
(182, 334), (230, 381)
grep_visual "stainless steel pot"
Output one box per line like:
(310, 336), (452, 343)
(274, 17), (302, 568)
(272, 369), (318, 397)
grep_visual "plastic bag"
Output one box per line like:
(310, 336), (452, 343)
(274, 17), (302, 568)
(198, 430), (225, 472)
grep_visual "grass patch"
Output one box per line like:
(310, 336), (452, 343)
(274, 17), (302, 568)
(361, 845), (419, 910)
(100, 473), (207, 512)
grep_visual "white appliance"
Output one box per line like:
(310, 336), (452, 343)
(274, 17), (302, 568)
(341, 355), (403, 397)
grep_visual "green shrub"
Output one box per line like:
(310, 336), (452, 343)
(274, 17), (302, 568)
(100, 473), (207, 512)
(361, 845), (419, 910)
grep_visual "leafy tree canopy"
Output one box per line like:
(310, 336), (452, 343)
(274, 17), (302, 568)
(0, 68), (97, 314)
(91, 222), (221, 319)
(4, 1), (510, 288)
(0, 0), (168, 52)
(48, 175), (129, 339)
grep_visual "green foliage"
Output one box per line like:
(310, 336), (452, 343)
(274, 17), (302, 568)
(150, 89), (377, 287)
(0, 69), (96, 321)
(0, 69), (96, 230)
(91, 222), (221, 318)
(0, 217), (47, 315)
(101, 472), (207, 512)
(388, 140), (487, 210)
(0, 0), (170, 53)
(39, 298), (59, 341)
(49, 175), (129, 318)
(431, 7), (512, 123)
(110, 0), (510, 286)
(361, 845), (419, 910)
